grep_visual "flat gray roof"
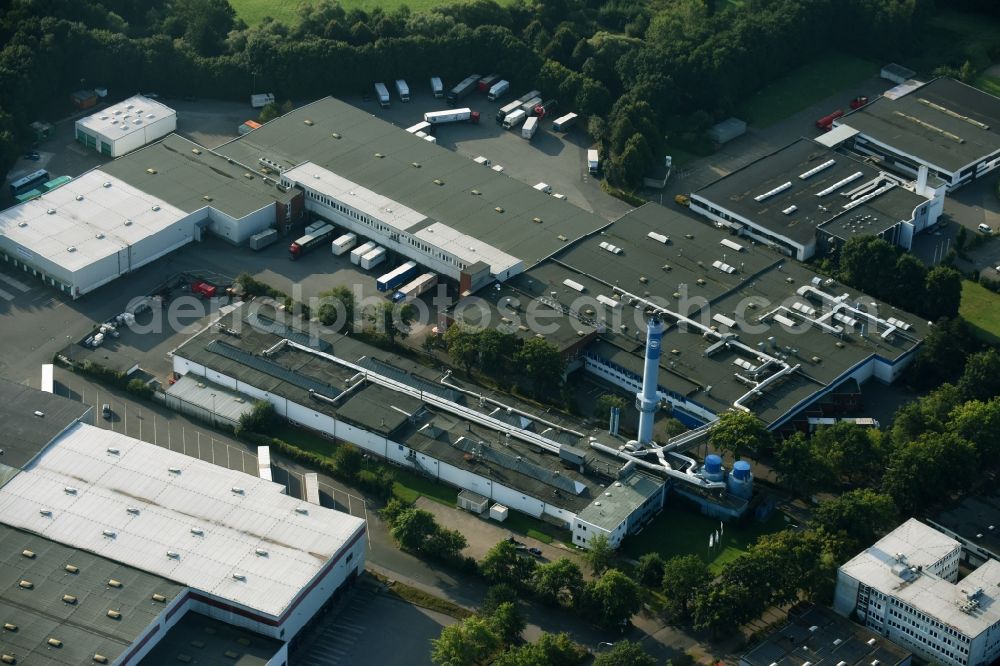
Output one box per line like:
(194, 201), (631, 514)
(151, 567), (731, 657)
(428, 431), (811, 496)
(138, 611), (282, 666)
(215, 97), (608, 268)
(165, 375), (255, 424)
(842, 77), (1000, 172)
(0, 524), (184, 666)
(0, 377), (90, 471)
(693, 138), (927, 246)
(741, 604), (911, 666)
(101, 134), (296, 219)
(576, 470), (663, 531)
(930, 492), (1000, 560)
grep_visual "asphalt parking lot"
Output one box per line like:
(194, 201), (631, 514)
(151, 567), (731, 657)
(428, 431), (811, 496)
(293, 582), (454, 666)
(339, 86), (632, 221)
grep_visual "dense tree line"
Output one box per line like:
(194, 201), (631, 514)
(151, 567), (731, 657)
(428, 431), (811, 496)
(1, 0), (935, 188)
(444, 325), (565, 401)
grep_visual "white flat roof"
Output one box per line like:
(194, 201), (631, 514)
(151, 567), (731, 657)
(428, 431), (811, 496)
(816, 123), (860, 148)
(413, 221), (520, 274)
(284, 162), (427, 231)
(0, 170), (187, 272)
(0, 422), (365, 619)
(840, 519), (1000, 637)
(76, 95), (176, 140)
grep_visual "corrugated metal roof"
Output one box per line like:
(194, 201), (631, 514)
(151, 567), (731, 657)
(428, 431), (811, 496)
(0, 423), (365, 619)
(165, 374), (254, 424)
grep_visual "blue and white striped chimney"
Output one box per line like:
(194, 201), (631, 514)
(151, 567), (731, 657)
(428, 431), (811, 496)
(636, 315), (665, 445)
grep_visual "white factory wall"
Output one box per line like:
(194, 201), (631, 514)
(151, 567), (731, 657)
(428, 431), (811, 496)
(582, 356), (717, 424)
(207, 204), (276, 245)
(689, 197), (811, 260)
(572, 516), (627, 549)
(172, 354), (578, 527)
(106, 114), (177, 158)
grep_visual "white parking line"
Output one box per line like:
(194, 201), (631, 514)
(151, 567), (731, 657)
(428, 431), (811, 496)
(0, 272), (31, 292)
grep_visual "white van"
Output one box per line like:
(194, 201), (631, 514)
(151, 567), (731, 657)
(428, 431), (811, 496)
(978, 223), (993, 234)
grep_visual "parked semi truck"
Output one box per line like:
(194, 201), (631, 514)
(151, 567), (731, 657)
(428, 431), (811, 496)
(360, 247), (387, 271)
(533, 99), (557, 118)
(249, 228), (278, 250)
(446, 74), (480, 105)
(588, 149), (599, 174)
(424, 108), (480, 124)
(519, 97), (542, 114)
(487, 80), (510, 102)
(516, 90), (541, 104)
(331, 232), (357, 256)
(289, 223), (335, 260)
(350, 241), (377, 265)
(376, 261), (419, 292)
(374, 82), (390, 108)
(430, 77), (444, 98)
(521, 116), (538, 139)
(552, 113), (577, 132)
(477, 74), (500, 92)
(815, 109), (843, 131)
(392, 272), (438, 302)
(496, 100), (522, 124)
(502, 109), (527, 130)
(250, 93), (275, 108)
(395, 79), (410, 102)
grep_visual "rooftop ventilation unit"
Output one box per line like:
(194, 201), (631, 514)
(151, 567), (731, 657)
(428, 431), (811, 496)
(231, 487), (245, 494)
(94, 654), (110, 664)
(3, 623), (15, 631)
(151, 593), (166, 603)
(64, 487), (77, 495)
(106, 447), (119, 454)
(599, 241), (623, 255)
(166, 551), (179, 559)
(232, 573), (246, 581)
(255, 548), (268, 557)
(304, 119), (314, 126)
(18, 580), (32, 589)
(39, 509), (52, 517)
(816, 171), (863, 196)
(190, 527), (204, 536)
(65, 565), (78, 574)
(107, 579), (122, 588)
(191, 148), (201, 155)
(782, 205), (798, 215)
(47, 638), (62, 648)
(754, 181), (792, 202)
(563, 278), (585, 292)
(126, 507), (139, 515)
(21, 549), (35, 559)
(75, 195), (83, 201)
(294, 507), (309, 515)
(168, 467), (181, 474)
(799, 159), (836, 179)
(106, 610), (121, 620)
(62, 595), (77, 605)
(647, 231), (669, 244)
(102, 530), (116, 538)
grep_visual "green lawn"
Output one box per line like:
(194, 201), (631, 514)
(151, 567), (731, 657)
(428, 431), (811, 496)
(735, 52), (879, 128)
(621, 502), (789, 573)
(960, 279), (1000, 344)
(231, 0), (514, 26)
(974, 74), (1000, 98)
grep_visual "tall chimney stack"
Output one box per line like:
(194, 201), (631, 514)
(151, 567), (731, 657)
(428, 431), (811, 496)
(636, 315), (666, 445)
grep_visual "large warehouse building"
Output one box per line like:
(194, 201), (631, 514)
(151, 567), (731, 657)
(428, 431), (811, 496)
(0, 378), (365, 664)
(833, 519), (1000, 666)
(689, 138), (942, 260)
(75, 95), (177, 158)
(834, 77), (1000, 191)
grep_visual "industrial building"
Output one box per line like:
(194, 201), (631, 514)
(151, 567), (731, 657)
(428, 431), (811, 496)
(689, 138), (942, 260)
(0, 378), (365, 664)
(216, 96), (608, 288)
(168, 301), (769, 548)
(834, 77), (1000, 191)
(461, 203), (928, 432)
(833, 519), (1000, 666)
(75, 95), (177, 158)
(740, 604), (911, 666)
(929, 493), (1000, 568)
(0, 134), (300, 297)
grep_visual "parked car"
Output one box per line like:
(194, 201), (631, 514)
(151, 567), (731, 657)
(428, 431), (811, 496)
(978, 223), (993, 234)
(102, 403), (112, 420)
(528, 547), (543, 556)
(23, 152), (39, 161)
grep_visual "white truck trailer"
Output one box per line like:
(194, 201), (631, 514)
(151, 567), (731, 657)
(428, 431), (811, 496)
(250, 93), (274, 108)
(502, 109), (527, 130)
(350, 241), (377, 265)
(424, 108), (480, 124)
(521, 116), (538, 139)
(430, 77), (444, 98)
(487, 80), (510, 101)
(374, 82), (390, 108)
(395, 79), (410, 102)
(360, 246), (387, 271)
(331, 232), (357, 256)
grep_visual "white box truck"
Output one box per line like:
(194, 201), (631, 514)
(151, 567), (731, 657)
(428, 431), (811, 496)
(430, 77), (444, 98)
(424, 108), (480, 124)
(250, 93), (275, 108)
(487, 80), (510, 101)
(521, 116), (538, 139)
(496, 100), (522, 124)
(502, 108), (527, 130)
(374, 82), (390, 108)
(588, 149), (599, 174)
(553, 112), (578, 132)
(331, 233), (357, 256)
(350, 241), (377, 265)
(395, 79), (410, 102)
(360, 246), (387, 271)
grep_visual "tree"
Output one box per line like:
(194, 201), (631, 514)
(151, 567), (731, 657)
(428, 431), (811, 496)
(838, 236), (896, 298)
(445, 325), (480, 376)
(958, 349), (1000, 402)
(531, 558), (585, 607)
(592, 640), (656, 666)
(709, 411), (771, 461)
(923, 266), (963, 320)
(891, 383), (964, 445)
(374, 301), (415, 344)
(813, 489), (897, 553)
(390, 507), (439, 552)
(332, 444), (362, 480)
(424, 527), (468, 561)
(772, 432), (836, 496)
(173, 0), (238, 55)
(237, 399), (277, 436)
(891, 253), (928, 314)
(488, 602), (526, 645)
(883, 432), (978, 513)
(582, 569), (641, 630)
(514, 338), (565, 400)
(379, 497), (411, 526)
(480, 540), (537, 588)
(593, 393), (626, 420)
(318, 286), (355, 331)
(635, 552), (665, 588)
(906, 318), (979, 392)
(948, 398), (1000, 465)
(813, 422), (886, 487)
(431, 615), (502, 666)
(477, 328), (518, 379)
(583, 534), (614, 575)
(492, 632), (585, 666)
(661, 554), (711, 620)
(482, 583), (519, 615)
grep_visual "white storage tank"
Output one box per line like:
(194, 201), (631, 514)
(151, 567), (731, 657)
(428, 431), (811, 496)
(489, 504), (509, 522)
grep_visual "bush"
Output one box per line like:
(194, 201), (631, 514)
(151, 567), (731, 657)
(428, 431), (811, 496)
(126, 378), (154, 400)
(235, 272), (285, 299)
